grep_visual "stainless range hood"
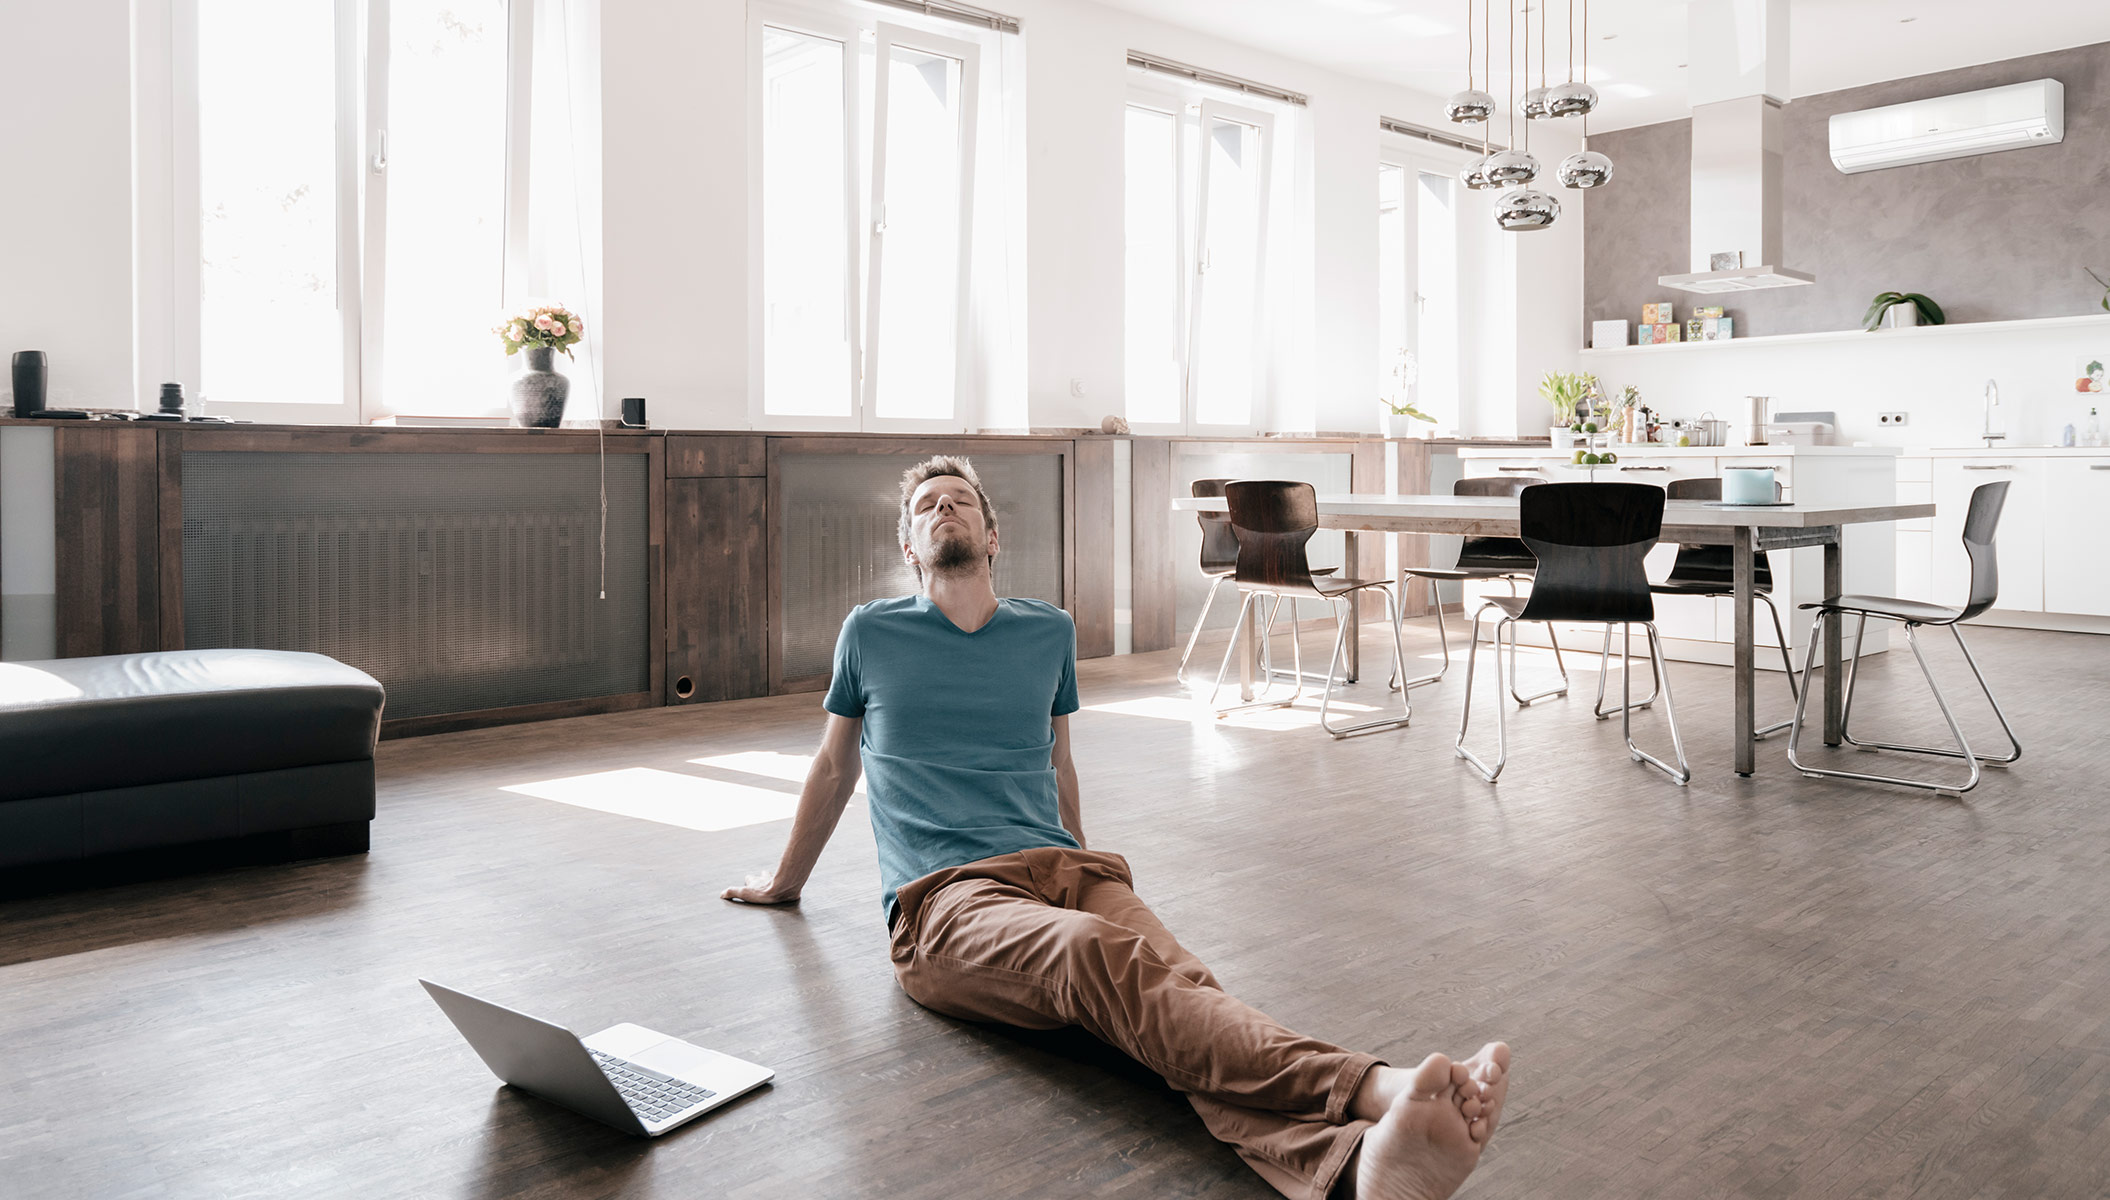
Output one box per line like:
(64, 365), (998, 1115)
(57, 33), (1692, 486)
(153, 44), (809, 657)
(1657, 1), (1814, 294)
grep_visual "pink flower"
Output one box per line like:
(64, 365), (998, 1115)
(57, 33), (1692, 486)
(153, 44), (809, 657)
(534, 315), (554, 331)
(568, 319), (582, 334)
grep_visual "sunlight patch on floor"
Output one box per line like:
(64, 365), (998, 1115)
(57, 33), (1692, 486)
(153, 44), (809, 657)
(688, 750), (866, 793)
(501, 767), (801, 832)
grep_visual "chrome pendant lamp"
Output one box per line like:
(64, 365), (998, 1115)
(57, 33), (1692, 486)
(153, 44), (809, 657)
(1444, 0), (1496, 123)
(1546, 0), (1599, 117)
(1554, 0), (1613, 189)
(1522, 0), (1550, 119)
(1458, 1), (1505, 190)
(1492, 0), (1550, 226)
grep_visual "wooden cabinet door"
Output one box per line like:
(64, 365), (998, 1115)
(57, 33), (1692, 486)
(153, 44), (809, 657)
(1932, 459), (2043, 612)
(666, 477), (769, 703)
(2043, 458), (2110, 617)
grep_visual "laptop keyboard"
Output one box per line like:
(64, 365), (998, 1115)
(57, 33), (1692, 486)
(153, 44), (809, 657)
(590, 1049), (716, 1122)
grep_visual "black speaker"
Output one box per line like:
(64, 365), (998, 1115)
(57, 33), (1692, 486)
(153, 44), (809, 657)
(159, 381), (188, 414)
(12, 350), (47, 417)
(620, 396), (647, 428)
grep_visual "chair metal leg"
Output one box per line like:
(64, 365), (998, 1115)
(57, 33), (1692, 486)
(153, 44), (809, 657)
(1265, 597), (1349, 688)
(1593, 620), (1660, 719)
(1838, 621), (2021, 766)
(1320, 587), (1413, 738)
(1210, 592), (1303, 716)
(1752, 592), (1801, 739)
(1623, 623), (1689, 785)
(1175, 575), (1232, 686)
(1506, 619), (1570, 706)
(1389, 576), (1450, 693)
(1455, 606), (1510, 782)
(1787, 614), (1985, 795)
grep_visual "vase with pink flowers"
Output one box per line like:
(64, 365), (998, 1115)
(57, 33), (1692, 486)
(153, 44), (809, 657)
(494, 304), (584, 427)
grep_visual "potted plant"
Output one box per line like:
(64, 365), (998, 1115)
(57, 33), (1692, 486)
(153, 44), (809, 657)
(494, 303), (585, 427)
(1379, 397), (1437, 438)
(1863, 291), (1945, 332)
(1539, 370), (1595, 448)
(2088, 268), (2110, 312)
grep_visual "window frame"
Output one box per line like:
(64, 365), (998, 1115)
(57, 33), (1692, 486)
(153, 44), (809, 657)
(1186, 98), (1273, 438)
(1376, 136), (1479, 438)
(158, 0), (528, 426)
(1121, 76), (1280, 437)
(746, 4), (863, 432)
(747, 3), (988, 434)
(1118, 96), (1190, 434)
(862, 21), (980, 434)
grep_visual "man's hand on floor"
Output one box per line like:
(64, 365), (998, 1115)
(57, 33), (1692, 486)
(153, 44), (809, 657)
(722, 872), (802, 905)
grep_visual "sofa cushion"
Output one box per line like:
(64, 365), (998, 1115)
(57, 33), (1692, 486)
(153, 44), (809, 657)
(0, 650), (384, 803)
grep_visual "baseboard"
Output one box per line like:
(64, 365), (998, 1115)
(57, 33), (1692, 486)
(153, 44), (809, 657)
(0, 821), (370, 900)
(1970, 609), (2110, 635)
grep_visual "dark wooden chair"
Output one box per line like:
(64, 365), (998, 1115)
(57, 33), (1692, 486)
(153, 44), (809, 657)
(1456, 482), (1688, 784)
(1594, 476), (1800, 736)
(1787, 480), (2021, 795)
(1394, 475), (1568, 705)
(1176, 479), (1333, 686)
(1211, 481), (1411, 738)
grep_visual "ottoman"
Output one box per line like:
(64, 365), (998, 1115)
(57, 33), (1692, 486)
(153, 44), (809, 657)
(0, 649), (385, 890)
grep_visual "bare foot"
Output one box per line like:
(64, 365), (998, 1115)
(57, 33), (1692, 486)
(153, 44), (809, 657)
(1350, 1051), (1499, 1126)
(1352, 1052), (1486, 1200)
(1456, 1043), (1510, 1145)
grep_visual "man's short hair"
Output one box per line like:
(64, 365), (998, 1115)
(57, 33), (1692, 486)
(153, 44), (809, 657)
(899, 455), (999, 579)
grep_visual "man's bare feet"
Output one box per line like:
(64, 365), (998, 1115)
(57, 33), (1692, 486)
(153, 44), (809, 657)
(1351, 1052), (1486, 1200)
(1350, 1041), (1511, 1134)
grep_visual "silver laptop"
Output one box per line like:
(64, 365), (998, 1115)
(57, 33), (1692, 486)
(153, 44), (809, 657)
(420, 979), (774, 1136)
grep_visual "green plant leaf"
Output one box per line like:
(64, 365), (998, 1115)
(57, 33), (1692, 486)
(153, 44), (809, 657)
(1905, 293), (1945, 325)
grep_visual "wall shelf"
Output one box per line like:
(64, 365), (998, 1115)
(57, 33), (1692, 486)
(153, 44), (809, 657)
(1579, 311), (2110, 358)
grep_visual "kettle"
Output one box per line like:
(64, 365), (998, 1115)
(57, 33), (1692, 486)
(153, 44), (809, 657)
(1742, 396), (1770, 446)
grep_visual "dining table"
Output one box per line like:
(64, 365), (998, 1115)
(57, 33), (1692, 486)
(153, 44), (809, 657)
(1172, 492), (1937, 776)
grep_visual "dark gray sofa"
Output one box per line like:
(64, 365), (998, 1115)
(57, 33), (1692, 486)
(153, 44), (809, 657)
(0, 649), (384, 892)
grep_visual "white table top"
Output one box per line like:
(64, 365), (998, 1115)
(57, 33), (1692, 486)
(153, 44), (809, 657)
(1173, 493), (1934, 528)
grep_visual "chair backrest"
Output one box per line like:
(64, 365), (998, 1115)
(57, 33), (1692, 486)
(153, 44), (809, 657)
(1222, 480), (1322, 591)
(1191, 478), (1241, 576)
(1515, 482), (1663, 624)
(1662, 476), (1774, 592)
(1957, 479), (2008, 621)
(1454, 475), (1541, 571)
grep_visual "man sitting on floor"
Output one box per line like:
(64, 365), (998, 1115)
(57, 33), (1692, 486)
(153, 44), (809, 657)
(723, 455), (1511, 1200)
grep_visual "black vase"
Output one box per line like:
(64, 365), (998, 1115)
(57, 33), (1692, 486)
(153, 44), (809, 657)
(12, 350), (47, 417)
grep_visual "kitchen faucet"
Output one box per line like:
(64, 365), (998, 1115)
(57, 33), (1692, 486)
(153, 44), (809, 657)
(1983, 378), (2005, 447)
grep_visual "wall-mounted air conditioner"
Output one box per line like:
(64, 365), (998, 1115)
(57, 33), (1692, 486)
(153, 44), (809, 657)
(1829, 78), (2063, 174)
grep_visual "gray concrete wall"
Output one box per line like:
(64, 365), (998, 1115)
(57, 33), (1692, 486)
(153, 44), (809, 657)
(1584, 40), (2110, 339)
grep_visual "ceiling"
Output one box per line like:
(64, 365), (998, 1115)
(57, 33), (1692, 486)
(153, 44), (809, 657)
(1093, 0), (2110, 130)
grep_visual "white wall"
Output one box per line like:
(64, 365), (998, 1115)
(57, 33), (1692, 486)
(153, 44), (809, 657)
(1579, 315), (2110, 449)
(603, 0), (1585, 433)
(0, 1), (135, 411)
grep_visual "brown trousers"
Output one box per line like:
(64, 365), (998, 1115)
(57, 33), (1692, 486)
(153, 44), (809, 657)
(889, 847), (1380, 1200)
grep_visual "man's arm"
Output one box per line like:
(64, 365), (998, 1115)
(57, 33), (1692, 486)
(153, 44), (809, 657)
(721, 713), (864, 905)
(1052, 714), (1086, 850)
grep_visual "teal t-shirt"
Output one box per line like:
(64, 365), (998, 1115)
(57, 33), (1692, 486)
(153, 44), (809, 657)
(823, 595), (1082, 920)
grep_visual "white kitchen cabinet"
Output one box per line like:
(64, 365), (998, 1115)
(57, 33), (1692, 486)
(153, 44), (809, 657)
(1931, 458), (2044, 612)
(1446, 446), (1900, 667)
(2042, 457), (2110, 616)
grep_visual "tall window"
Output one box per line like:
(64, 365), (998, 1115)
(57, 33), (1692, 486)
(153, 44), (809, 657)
(169, 0), (552, 423)
(1124, 95), (1275, 433)
(756, 9), (990, 431)
(1376, 154), (1461, 432)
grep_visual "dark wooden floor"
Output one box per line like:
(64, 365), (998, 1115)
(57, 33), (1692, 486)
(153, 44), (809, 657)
(5, 621), (2109, 1199)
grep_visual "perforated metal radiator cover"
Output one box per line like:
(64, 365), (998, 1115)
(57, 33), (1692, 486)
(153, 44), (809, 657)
(778, 452), (1064, 681)
(182, 451), (649, 720)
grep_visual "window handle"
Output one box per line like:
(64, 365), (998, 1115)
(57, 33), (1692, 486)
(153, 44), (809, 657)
(370, 129), (388, 174)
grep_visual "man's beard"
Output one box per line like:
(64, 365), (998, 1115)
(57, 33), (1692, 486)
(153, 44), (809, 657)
(927, 528), (981, 573)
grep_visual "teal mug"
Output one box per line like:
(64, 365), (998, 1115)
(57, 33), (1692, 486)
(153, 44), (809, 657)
(1723, 465), (1777, 505)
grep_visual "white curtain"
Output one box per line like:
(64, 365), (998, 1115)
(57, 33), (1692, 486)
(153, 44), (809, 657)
(962, 22), (1027, 432)
(519, 0), (605, 423)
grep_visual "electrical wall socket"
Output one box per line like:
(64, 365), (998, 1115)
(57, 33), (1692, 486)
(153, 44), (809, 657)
(1878, 412), (1909, 426)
